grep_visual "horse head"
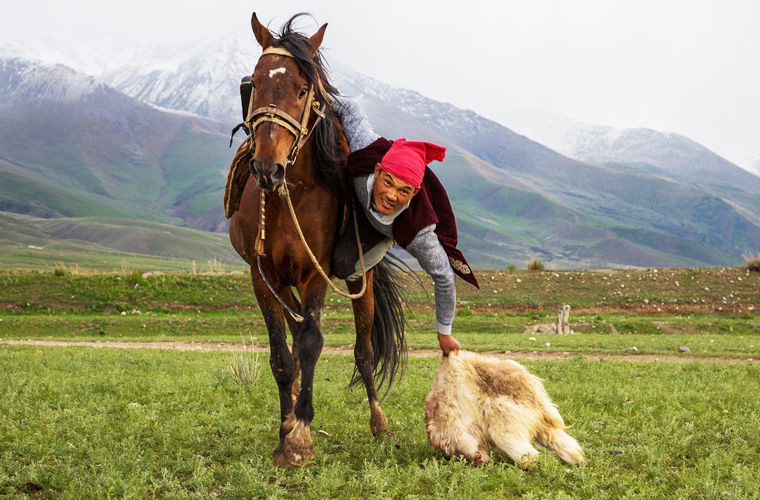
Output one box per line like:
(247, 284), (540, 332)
(248, 13), (329, 192)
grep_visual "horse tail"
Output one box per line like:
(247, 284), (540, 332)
(350, 255), (408, 396)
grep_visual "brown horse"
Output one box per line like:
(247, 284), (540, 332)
(228, 13), (406, 467)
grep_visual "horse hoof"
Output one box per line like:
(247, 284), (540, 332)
(272, 448), (301, 469)
(272, 421), (315, 467)
(272, 441), (314, 467)
(272, 447), (302, 468)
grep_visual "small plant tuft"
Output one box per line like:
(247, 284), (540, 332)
(526, 257), (545, 271)
(742, 252), (760, 272)
(53, 267), (67, 277)
(228, 338), (263, 387)
(207, 256), (224, 274)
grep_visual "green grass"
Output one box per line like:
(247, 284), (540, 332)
(1, 346), (758, 497)
(2, 311), (758, 359)
(1, 268), (759, 496)
(2, 267), (758, 313)
(1, 268), (758, 359)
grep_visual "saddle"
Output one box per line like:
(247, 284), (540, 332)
(330, 202), (389, 279)
(224, 139), (252, 219)
(224, 76), (254, 219)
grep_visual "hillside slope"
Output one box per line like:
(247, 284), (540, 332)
(1, 44), (758, 269)
(0, 57), (232, 230)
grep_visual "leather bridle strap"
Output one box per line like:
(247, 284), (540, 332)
(249, 107), (306, 139)
(244, 46), (333, 167)
(258, 47), (334, 106)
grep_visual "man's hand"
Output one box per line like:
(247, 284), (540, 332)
(438, 333), (460, 356)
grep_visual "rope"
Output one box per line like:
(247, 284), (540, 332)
(253, 188), (368, 322)
(282, 180), (368, 300)
(256, 254), (304, 322)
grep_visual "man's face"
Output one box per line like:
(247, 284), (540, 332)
(372, 165), (419, 215)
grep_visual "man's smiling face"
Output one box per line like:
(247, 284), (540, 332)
(372, 164), (419, 215)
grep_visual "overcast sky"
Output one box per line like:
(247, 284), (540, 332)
(4, 0), (759, 168)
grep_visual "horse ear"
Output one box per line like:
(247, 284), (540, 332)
(308, 23), (328, 54)
(251, 12), (274, 49)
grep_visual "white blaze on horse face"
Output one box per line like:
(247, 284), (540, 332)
(269, 67), (286, 78)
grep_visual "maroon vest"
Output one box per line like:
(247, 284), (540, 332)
(346, 138), (479, 289)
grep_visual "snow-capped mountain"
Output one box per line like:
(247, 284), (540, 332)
(0, 37), (143, 78)
(3, 37), (760, 268)
(104, 33), (257, 126)
(0, 57), (101, 104)
(0, 33), (256, 125)
(750, 158), (760, 177)
(104, 41), (760, 261)
(506, 108), (760, 182)
(0, 56), (231, 230)
(502, 109), (760, 225)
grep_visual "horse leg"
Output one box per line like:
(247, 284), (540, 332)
(251, 273), (298, 463)
(282, 288), (303, 405)
(348, 273), (388, 437)
(273, 280), (326, 466)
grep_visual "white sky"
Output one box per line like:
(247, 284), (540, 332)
(3, 0), (759, 167)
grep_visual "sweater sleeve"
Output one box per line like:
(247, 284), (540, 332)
(405, 224), (457, 335)
(333, 95), (379, 152)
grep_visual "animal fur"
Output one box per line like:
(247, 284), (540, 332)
(423, 350), (584, 467)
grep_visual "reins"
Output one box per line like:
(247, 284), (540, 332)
(243, 46), (368, 320)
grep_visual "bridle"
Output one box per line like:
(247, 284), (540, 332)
(241, 46), (368, 319)
(244, 46), (334, 170)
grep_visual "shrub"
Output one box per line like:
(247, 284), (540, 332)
(742, 252), (760, 272)
(128, 270), (145, 286)
(507, 264), (516, 271)
(53, 267), (67, 277)
(456, 308), (473, 317)
(526, 257), (545, 271)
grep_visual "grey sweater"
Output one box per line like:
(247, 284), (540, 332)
(336, 96), (456, 335)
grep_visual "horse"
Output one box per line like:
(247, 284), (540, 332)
(228, 13), (406, 467)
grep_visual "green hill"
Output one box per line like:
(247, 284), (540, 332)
(0, 170), (134, 219)
(1, 57), (758, 270)
(0, 211), (245, 271)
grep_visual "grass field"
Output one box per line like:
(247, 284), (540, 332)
(1, 267), (759, 497)
(1, 346), (758, 497)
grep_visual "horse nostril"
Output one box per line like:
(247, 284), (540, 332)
(249, 160), (262, 178)
(271, 164), (285, 185)
(249, 160), (270, 190)
(249, 160), (284, 191)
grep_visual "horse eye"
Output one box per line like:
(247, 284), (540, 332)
(299, 88), (308, 98)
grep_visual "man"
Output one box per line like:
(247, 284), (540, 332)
(332, 97), (479, 355)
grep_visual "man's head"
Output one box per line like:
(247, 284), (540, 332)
(371, 138), (447, 215)
(372, 165), (418, 215)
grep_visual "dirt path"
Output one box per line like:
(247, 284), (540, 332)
(1, 339), (756, 364)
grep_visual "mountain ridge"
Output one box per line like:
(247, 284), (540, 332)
(1, 42), (758, 269)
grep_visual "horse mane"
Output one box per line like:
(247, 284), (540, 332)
(273, 14), (345, 194)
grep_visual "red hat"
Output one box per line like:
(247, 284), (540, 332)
(378, 138), (446, 188)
